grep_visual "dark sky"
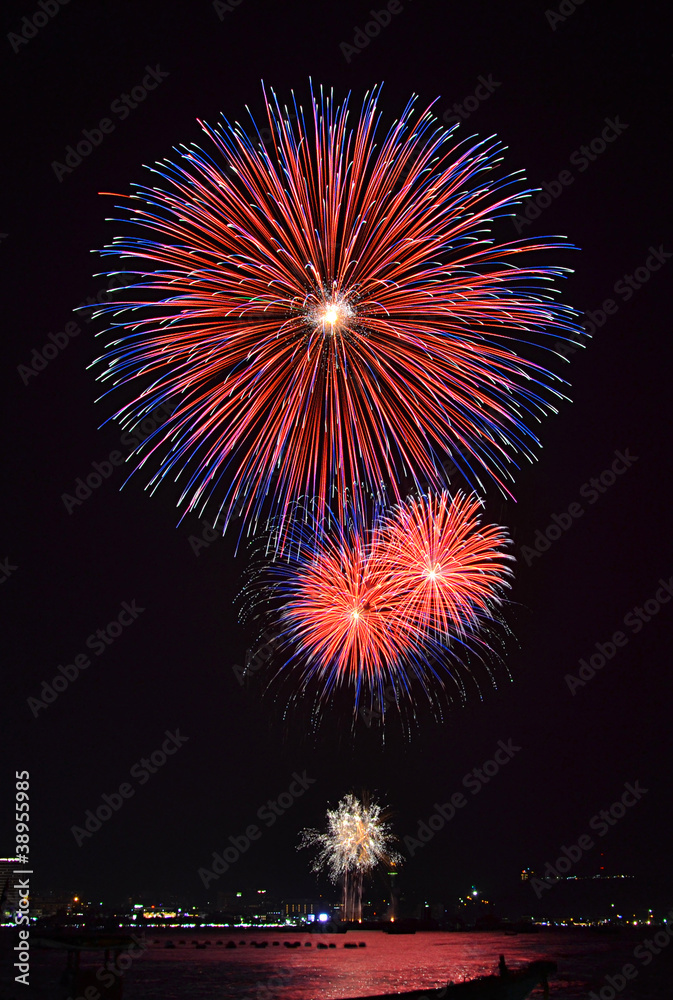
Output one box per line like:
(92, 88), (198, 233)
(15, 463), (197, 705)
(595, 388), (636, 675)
(2, 0), (672, 916)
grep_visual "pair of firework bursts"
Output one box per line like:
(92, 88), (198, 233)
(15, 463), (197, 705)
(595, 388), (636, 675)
(264, 491), (513, 718)
(93, 83), (582, 720)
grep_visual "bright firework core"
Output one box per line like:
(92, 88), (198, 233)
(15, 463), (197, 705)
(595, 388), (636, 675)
(309, 293), (354, 334)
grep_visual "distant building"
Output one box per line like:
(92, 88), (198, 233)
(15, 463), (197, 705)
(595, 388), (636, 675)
(506, 867), (639, 922)
(215, 890), (242, 914)
(0, 860), (20, 921)
(30, 891), (79, 919)
(211, 889), (333, 924)
(283, 898), (317, 919)
(215, 889), (284, 922)
(386, 865), (399, 919)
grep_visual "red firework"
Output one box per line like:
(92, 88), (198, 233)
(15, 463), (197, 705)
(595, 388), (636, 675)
(380, 491), (513, 640)
(94, 83), (580, 539)
(277, 520), (420, 696)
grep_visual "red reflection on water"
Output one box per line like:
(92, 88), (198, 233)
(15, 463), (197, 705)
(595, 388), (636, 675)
(26, 929), (651, 999)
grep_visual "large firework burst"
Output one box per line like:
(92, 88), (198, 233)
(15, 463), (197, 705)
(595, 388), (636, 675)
(300, 793), (402, 921)
(93, 82), (580, 540)
(252, 490), (512, 719)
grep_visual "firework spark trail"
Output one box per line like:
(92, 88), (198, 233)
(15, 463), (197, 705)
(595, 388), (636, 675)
(300, 793), (402, 920)
(92, 82), (581, 542)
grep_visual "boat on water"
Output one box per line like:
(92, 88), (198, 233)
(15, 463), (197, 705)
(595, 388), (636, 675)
(335, 956), (557, 1000)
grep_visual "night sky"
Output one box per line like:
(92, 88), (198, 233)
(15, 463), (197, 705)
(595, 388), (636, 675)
(3, 0), (672, 916)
